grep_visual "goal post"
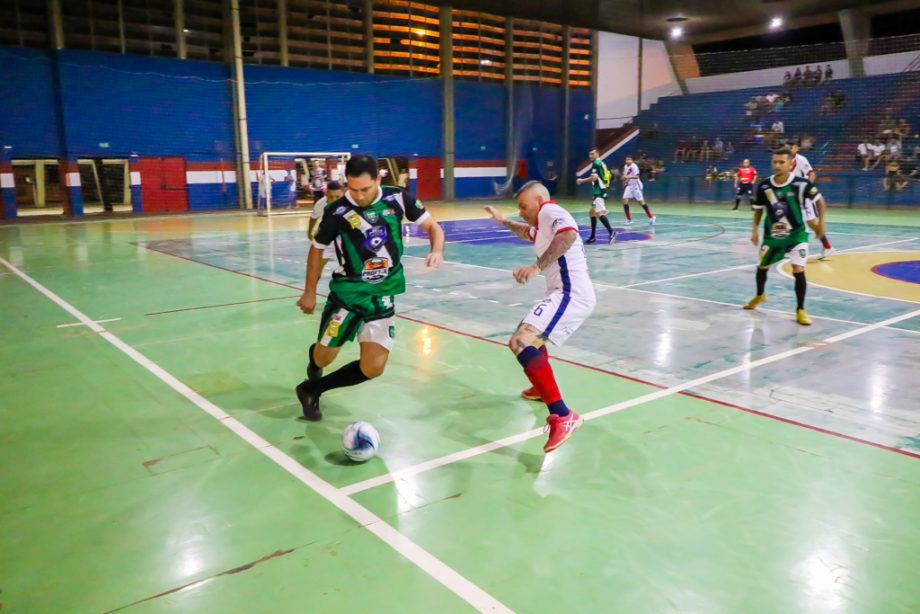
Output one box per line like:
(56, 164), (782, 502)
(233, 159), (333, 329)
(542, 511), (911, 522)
(256, 151), (351, 216)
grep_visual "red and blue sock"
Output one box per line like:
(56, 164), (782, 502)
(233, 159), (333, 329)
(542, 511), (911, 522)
(516, 346), (569, 416)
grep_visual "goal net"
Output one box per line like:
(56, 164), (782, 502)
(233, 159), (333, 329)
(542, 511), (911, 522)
(256, 151), (351, 216)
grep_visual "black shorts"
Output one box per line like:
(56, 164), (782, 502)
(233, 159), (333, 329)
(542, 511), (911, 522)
(736, 183), (753, 196)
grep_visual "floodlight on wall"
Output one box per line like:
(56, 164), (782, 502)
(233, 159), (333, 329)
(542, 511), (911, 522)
(670, 26), (683, 39)
(770, 17), (783, 29)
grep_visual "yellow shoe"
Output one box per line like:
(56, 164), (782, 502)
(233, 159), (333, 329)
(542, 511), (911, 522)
(743, 294), (767, 310)
(796, 308), (812, 326)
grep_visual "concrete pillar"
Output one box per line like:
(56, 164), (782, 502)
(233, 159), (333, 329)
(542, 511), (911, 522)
(229, 0), (253, 209)
(839, 9), (869, 78)
(439, 6), (455, 201)
(560, 26), (572, 196)
(278, 0), (289, 66)
(175, 0), (187, 59)
(505, 19), (515, 192)
(365, 0), (375, 74)
(49, 0), (64, 50)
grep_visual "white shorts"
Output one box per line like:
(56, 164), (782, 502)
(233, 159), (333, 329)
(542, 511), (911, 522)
(591, 197), (607, 214)
(623, 185), (644, 202)
(319, 310), (396, 351)
(322, 244), (337, 261)
(521, 291), (596, 346)
(803, 201), (818, 222)
(356, 317), (395, 350)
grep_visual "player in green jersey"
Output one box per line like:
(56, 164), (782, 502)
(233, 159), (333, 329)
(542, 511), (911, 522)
(294, 154), (445, 420)
(745, 148), (823, 326)
(575, 148), (616, 243)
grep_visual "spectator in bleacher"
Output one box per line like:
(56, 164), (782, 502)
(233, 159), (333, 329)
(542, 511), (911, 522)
(772, 119), (785, 135)
(774, 92), (790, 112)
(793, 67), (803, 86)
(896, 119), (911, 141)
(858, 140), (873, 171)
(883, 159), (902, 192)
(713, 137), (725, 159)
(700, 140), (713, 162)
(824, 65), (833, 81)
(647, 122), (660, 139)
(687, 135), (701, 161)
(869, 140), (887, 169)
(765, 92), (779, 110)
(900, 157), (917, 187)
(744, 97), (758, 118)
(803, 66), (814, 84)
(673, 139), (687, 163)
(725, 141), (735, 158)
(705, 164), (719, 184)
(783, 71), (792, 88)
(888, 138), (902, 161)
(651, 158), (665, 180)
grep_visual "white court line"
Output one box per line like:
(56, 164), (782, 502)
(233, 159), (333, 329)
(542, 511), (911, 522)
(57, 317), (121, 329)
(621, 237), (919, 288)
(0, 256), (512, 614)
(341, 306), (920, 496)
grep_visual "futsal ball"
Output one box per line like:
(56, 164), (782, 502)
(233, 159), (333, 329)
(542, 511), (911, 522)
(342, 421), (380, 462)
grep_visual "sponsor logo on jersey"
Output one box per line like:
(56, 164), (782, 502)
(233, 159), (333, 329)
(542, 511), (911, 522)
(363, 209), (379, 223)
(364, 225), (388, 251)
(345, 211), (362, 229)
(381, 208), (395, 216)
(333, 206), (347, 215)
(809, 186), (819, 196)
(798, 249), (807, 258)
(362, 257), (390, 283)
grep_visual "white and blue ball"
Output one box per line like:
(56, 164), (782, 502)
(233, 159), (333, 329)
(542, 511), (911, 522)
(342, 421), (380, 462)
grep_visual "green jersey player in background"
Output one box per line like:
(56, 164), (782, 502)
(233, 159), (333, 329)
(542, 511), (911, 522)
(744, 148), (823, 326)
(575, 148), (616, 243)
(295, 154), (445, 420)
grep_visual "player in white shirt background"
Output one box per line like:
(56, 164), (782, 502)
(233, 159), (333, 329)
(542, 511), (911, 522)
(484, 181), (596, 453)
(790, 142), (834, 259)
(622, 156), (656, 226)
(308, 180), (345, 274)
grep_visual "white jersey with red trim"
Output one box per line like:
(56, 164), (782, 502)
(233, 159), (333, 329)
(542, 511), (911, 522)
(527, 202), (593, 298)
(791, 153), (813, 179)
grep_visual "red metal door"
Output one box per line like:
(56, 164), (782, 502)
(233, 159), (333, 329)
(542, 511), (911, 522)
(137, 157), (188, 212)
(413, 157), (441, 201)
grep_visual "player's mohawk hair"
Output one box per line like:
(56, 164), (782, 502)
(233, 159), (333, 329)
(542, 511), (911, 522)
(514, 180), (545, 199)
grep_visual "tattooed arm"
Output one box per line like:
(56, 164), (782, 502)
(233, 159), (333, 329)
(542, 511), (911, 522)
(484, 205), (533, 241)
(514, 229), (577, 284)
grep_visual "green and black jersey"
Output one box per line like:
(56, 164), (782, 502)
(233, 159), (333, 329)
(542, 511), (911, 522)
(753, 175), (820, 246)
(313, 185), (429, 311)
(591, 159), (611, 198)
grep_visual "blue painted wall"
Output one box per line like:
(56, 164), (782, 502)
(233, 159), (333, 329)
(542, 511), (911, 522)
(455, 80), (506, 161)
(0, 46), (594, 211)
(0, 47), (64, 157)
(56, 49), (236, 161)
(245, 64), (442, 158)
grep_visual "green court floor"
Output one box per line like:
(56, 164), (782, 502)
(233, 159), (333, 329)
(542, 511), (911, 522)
(1, 202), (918, 612)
